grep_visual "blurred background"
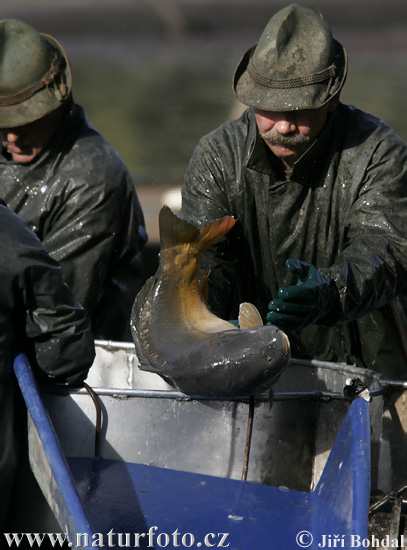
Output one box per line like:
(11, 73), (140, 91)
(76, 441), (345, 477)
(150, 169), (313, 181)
(2, 0), (407, 271)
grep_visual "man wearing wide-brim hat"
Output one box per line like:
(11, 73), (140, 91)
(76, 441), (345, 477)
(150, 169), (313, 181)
(179, 4), (407, 379)
(0, 18), (147, 341)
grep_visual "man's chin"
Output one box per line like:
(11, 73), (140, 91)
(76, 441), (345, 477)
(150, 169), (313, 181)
(269, 144), (297, 160)
(267, 140), (313, 162)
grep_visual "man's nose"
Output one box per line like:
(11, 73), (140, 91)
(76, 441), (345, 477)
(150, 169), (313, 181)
(1, 129), (21, 142)
(274, 118), (296, 134)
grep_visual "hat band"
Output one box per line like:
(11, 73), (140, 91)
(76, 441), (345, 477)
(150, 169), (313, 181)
(248, 58), (336, 89)
(0, 49), (67, 107)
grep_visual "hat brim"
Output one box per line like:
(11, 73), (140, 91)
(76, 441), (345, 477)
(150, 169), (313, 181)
(233, 39), (347, 112)
(0, 34), (72, 128)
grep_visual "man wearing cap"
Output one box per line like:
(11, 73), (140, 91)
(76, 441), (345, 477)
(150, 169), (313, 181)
(0, 19), (147, 341)
(179, 4), (407, 377)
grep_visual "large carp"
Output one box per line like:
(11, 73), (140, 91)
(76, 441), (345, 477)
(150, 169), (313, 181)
(131, 206), (290, 397)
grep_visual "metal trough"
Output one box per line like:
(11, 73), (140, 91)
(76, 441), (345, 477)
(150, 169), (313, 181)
(11, 340), (407, 547)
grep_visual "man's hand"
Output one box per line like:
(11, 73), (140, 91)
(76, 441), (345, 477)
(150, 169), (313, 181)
(266, 259), (338, 330)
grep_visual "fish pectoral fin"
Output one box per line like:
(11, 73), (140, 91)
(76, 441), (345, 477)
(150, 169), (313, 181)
(131, 274), (158, 365)
(132, 274), (158, 313)
(238, 302), (264, 329)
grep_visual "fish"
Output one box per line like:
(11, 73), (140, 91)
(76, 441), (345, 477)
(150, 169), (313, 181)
(130, 205), (290, 397)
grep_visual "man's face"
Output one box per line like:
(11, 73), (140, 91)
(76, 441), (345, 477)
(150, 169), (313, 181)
(254, 97), (338, 169)
(0, 108), (63, 164)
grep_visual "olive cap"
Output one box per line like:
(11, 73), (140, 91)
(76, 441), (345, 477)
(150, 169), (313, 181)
(0, 19), (72, 128)
(233, 4), (347, 111)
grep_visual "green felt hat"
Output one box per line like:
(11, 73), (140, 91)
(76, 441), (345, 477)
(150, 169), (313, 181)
(233, 4), (347, 111)
(0, 19), (72, 127)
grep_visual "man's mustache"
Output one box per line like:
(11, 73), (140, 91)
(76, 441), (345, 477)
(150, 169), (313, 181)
(259, 129), (308, 146)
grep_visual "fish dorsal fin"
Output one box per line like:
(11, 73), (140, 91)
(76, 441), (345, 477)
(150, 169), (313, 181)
(159, 205), (236, 255)
(238, 302), (264, 329)
(130, 275), (158, 364)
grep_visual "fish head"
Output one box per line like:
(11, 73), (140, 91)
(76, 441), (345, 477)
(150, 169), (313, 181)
(214, 325), (291, 396)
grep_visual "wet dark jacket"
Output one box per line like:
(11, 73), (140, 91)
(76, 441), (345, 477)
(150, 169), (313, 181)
(0, 100), (147, 341)
(0, 201), (95, 525)
(180, 103), (407, 378)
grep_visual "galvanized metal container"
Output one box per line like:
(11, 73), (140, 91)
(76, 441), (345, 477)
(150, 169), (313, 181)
(15, 340), (407, 541)
(42, 341), (388, 493)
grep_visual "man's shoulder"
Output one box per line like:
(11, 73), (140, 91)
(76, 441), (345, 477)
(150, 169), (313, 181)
(59, 107), (131, 186)
(73, 123), (127, 169)
(338, 102), (405, 144)
(199, 107), (253, 145)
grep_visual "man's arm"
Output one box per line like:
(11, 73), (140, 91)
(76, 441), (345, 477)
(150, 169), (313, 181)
(180, 136), (239, 319)
(3, 204), (95, 386)
(323, 133), (407, 322)
(21, 258), (95, 386)
(268, 130), (407, 330)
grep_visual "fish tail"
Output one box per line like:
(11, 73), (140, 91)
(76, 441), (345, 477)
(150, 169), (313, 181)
(199, 215), (236, 253)
(159, 205), (236, 254)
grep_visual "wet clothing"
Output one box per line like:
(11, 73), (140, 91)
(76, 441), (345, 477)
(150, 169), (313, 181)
(180, 103), (407, 379)
(0, 99), (147, 341)
(0, 201), (94, 527)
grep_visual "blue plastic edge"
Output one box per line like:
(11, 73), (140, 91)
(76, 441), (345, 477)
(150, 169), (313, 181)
(311, 397), (371, 541)
(13, 353), (94, 541)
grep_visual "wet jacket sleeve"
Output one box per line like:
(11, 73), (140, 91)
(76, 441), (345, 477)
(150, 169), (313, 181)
(320, 131), (407, 325)
(20, 256), (95, 387)
(180, 133), (240, 318)
(3, 206), (95, 387)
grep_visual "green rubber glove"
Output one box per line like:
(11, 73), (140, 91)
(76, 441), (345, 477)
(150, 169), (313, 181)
(266, 259), (338, 330)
